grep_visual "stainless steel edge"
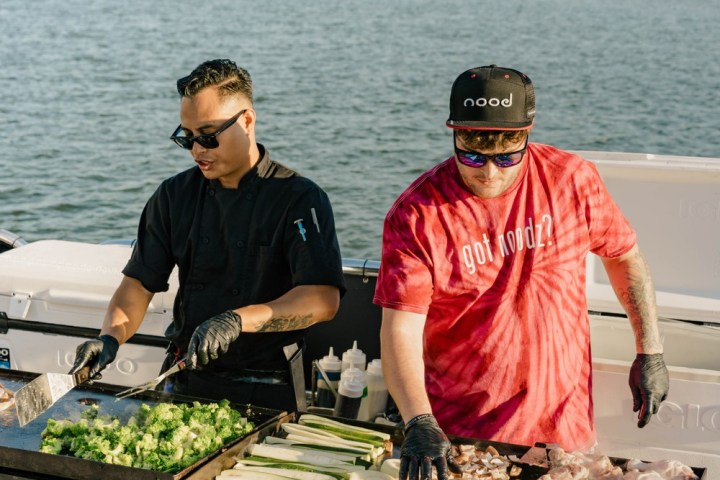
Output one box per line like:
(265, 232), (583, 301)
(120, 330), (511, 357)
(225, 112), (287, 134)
(342, 258), (380, 278)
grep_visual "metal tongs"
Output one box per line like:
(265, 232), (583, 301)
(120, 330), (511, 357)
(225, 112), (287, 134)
(116, 357), (188, 400)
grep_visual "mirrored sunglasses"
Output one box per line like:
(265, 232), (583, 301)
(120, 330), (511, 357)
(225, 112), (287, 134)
(454, 134), (529, 168)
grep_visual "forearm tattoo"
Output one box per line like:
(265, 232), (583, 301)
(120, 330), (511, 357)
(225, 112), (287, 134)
(619, 256), (654, 319)
(256, 314), (314, 332)
(616, 250), (661, 350)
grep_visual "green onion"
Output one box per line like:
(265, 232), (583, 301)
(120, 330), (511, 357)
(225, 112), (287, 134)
(239, 457), (362, 478)
(246, 444), (362, 468)
(226, 465), (338, 480)
(264, 436), (370, 464)
(298, 415), (390, 446)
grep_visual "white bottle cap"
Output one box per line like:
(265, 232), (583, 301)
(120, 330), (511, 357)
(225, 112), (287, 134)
(341, 340), (367, 371)
(341, 366), (366, 385)
(337, 378), (364, 398)
(318, 347), (342, 372)
(366, 359), (383, 377)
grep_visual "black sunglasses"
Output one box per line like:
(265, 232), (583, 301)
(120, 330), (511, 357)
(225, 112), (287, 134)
(454, 132), (528, 168)
(170, 109), (247, 150)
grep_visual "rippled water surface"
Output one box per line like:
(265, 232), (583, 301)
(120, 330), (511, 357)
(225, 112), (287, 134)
(1, 0), (718, 259)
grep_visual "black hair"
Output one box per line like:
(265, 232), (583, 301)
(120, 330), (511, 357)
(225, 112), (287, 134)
(176, 59), (253, 103)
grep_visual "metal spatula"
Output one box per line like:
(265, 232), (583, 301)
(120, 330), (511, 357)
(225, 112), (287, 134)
(14, 366), (91, 427)
(115, 357), (187, 400)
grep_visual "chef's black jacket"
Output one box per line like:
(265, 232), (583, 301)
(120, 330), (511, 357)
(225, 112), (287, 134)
(123, 144), (346, 374)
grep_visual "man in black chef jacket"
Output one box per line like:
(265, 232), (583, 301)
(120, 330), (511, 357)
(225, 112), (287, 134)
(70, 59), (346, 411)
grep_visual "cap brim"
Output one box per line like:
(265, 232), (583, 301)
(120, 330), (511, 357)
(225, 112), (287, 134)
(446, 120), (534, 131)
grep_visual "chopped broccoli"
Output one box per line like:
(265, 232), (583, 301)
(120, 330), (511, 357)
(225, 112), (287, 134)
(39, 399), (254, 473)
(38, 437), (65, 455)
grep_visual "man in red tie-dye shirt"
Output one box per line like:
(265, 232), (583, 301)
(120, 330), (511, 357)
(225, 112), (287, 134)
(373, 65), (669, 480)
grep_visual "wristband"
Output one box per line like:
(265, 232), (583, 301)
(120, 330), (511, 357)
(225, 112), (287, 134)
(404, 413), (435, 433)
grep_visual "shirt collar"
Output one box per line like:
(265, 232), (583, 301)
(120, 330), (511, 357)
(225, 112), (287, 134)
(237, 143), (272, 190)
(254, 143), (272, 179)
(207, 143), (272, 191)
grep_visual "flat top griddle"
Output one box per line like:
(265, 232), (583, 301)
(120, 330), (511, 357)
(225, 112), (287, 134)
(0, 368), (287, 480)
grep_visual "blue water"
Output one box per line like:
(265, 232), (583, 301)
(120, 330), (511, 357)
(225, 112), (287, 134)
(1, 0), (718, 259)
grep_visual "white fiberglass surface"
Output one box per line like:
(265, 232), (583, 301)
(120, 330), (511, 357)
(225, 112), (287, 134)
(591, 315), (720, 372)
(584, 155), (720, 324)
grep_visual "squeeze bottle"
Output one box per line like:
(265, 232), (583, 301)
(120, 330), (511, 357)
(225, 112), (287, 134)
(315, 347), (342, 408)
(341, 367), (370, 421)
(333, 377), (364, 420)
(365, 358), (389, 420)
(341, 340), (367, 372)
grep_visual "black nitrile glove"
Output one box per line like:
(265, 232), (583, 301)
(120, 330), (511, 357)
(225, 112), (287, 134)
(629, 353), (669, 428)
(187, 310), (243, 369)
(69, 334), (120, 379)
(399, 414), (461, 480)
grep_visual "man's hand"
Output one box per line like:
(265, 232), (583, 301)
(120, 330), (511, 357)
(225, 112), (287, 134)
(629, 353), (669, 428)
(187, 310), (243, 369)
(399, 414), (460, 480)
(69, 335), (120, 379)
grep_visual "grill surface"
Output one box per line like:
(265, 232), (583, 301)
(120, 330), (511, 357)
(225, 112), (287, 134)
(0, 368), (286, 480)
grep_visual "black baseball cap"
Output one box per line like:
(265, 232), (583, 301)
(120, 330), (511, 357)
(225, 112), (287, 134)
(446, 65), (535, 131)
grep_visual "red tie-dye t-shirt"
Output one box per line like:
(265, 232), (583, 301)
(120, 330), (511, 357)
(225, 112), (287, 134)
(373, 143), (636, 451)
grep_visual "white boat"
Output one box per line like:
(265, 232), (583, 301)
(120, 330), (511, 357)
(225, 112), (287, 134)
(1, 150), (719, 476)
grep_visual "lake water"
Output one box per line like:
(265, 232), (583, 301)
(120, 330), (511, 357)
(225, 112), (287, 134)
(1, 0), (718, 260)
